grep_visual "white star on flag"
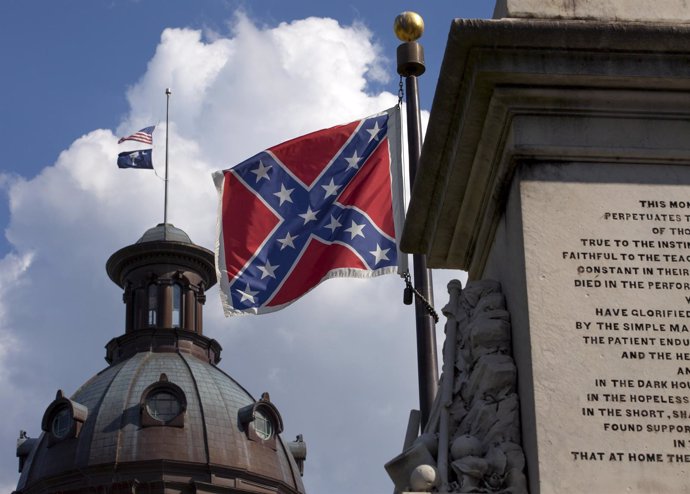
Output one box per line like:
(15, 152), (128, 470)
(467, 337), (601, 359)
(237, 283), (259, 304)
(251, 160), (272, 182)
(366, 122), (381, 142)
(345, 151), (361, 169)
(257, 261), (279, 279)
(345, 220), (365, 239)
(325, 215), (342, 233)
(369, 244), (390, 264)
(277, 231), (298, 250)
(274, 183), (294, 205)
(321, 178), (341, 198)
(298, 206), (318, 224)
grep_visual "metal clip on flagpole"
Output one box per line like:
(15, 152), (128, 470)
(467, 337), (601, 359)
(394, 12), (439, 431)
(164, 88), (172, 240)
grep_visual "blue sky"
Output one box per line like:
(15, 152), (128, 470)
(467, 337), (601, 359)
(0, 1), (494, 492)
(1, 1), (492, 195)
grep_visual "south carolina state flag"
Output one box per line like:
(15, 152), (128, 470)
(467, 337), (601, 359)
(213, 107), (406, 316)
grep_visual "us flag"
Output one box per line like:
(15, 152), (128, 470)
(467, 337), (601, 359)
(118, 125), (155, 145)
(213, 107), (405, 316)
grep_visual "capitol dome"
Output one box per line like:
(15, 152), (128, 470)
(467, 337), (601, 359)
(14, 224), (306, 494)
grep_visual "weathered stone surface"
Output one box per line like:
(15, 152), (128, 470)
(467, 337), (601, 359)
(387, 281), (527, 493)
(493, 0), (690, 23)
(521, 177), (690, 493)
(401, 6), (690, 494)
(400, 18), (690, 275)
(386, 441), (438, 493)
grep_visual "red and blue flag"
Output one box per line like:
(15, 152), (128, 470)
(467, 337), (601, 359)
(213, 107), (405, 315)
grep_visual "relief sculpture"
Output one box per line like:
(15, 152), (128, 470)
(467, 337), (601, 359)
(386, 280), (527, 493)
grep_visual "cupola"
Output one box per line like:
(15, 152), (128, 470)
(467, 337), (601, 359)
(106, 223), (216, 334)
(104, 223), (222, 365)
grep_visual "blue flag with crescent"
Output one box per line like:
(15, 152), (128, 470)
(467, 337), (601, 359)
(117, 149), (153, 169)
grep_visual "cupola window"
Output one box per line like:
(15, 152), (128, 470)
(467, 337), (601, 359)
(41, 390), (88, 446)
(172, 282), (182, 328)
(140, 373), (186, 427)
(51, 407), (72, 439)
(147, 284), (158, 326)
(237, 392), (283, 449)
(253, 410), (274, 440)
(146, 389), (181, 422)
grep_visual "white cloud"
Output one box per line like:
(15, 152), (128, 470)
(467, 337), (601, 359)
(1, 14), (466, 493)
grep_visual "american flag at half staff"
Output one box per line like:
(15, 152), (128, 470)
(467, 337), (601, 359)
(213, 107), (406, 316)
(118, 125), (155, 145)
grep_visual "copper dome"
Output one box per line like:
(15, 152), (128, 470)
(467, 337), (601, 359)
(14, 225), (306, 494)
(16, 351), (305, 493)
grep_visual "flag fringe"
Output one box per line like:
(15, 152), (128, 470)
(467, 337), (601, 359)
(220, 265), (399, 316)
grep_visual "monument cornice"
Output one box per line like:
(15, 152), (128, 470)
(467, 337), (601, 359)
(401, 18), (690, 276)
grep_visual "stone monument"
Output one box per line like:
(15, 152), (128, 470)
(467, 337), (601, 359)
(392, 1), (690, 492)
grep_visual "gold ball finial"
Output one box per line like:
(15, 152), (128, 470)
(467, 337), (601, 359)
(394, 11), (424, 42)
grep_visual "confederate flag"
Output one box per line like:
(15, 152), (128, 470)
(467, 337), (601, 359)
(213, 107), (405, 315)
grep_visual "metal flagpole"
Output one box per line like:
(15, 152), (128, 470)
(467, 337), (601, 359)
(164, 87), (172, 240)
(394, 12), (439, 430)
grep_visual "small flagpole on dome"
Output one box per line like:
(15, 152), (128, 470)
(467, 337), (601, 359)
(163, 88), (172, 240)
